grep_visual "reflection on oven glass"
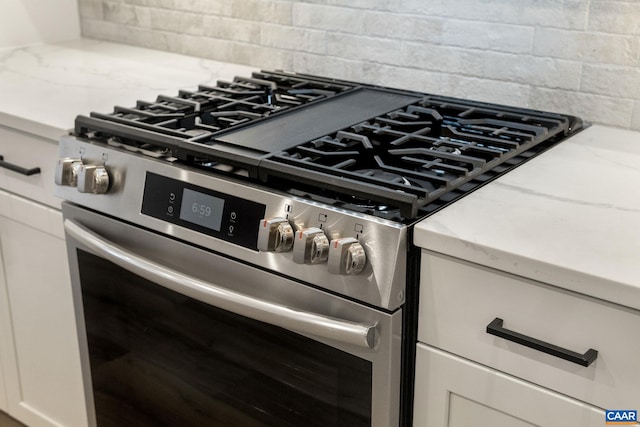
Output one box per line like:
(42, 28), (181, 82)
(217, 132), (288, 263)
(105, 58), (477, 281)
(77, 250), (372, 427)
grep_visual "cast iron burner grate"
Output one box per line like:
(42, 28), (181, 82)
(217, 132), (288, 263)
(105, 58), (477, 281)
(73, 70), (583, 221)
(77, 71), (354, 149)
(261, 95), (578, 218)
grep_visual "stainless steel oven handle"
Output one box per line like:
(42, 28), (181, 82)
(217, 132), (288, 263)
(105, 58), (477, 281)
(65, 219), (378, 350)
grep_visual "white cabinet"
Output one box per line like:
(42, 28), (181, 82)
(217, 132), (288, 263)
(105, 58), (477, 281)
(0, 123), (87, 427)
(412, 251), (637, 426)
(414, 344), (604, 427)
(0, 126), (61, 210)
(418, 252), (640, 410)
(0, 190), (87, 427)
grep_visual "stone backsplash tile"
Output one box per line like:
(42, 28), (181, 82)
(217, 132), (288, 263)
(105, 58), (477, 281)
(77, 0), (640, 129)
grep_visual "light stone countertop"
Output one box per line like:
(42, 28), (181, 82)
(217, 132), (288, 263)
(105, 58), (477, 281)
(414, 125), (640, 311)
(0, 38), (255, 140)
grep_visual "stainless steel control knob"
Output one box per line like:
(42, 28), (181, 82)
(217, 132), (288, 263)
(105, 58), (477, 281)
(54, 158), (83, 187)
(293, 227), (330, 264)
(77, 165), (110, 194)
(257, 218), (294, 252)
(328, 237), (367, 275)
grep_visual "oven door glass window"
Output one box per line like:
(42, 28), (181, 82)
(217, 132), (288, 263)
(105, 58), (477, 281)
(77, 250), (372, 427)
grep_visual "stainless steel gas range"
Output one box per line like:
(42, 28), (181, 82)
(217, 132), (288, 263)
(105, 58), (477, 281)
(54, 70), (583, 427)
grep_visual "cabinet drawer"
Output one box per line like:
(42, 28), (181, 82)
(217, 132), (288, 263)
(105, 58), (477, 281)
(414, 344), (604, 427)
(418, 251), (640, 410)
(0, 126), (61, 209)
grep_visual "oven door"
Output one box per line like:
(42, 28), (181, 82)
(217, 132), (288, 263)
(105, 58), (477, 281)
(62, 202), (401, 427)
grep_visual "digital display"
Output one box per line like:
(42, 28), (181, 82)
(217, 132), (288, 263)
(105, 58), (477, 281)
(179, 188), (225, 231)
(142, 172), (266, 250)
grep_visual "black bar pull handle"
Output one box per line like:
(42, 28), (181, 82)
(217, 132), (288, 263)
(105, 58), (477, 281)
(486, 317), (598, 367)
(0, 155), (41, 176)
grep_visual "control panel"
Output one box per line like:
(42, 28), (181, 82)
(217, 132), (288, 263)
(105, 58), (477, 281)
(141, 173), (266, 250)
(57, 156), (369, 275)
(54, 136), (407, 310)
(258, 216), (367, 276)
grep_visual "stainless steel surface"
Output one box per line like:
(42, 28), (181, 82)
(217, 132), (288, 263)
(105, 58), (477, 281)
(65, 218), (378, 350)
(328, 237), (367, 275)
(62, 202), (402, 427)
(55, 135), (408, 310)
(257, 217), (294, 253)
(293, 227), (330, 264)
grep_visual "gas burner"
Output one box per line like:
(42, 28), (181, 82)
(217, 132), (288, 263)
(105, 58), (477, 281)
(351, 169), (436, 196)
(430, 146), (462, 155)
(341, 195), (396, 212)
(340, 198), (401, 217)
(354, 169), (413, 186)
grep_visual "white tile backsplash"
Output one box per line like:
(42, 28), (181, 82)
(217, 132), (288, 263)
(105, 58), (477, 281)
(76, 0), (640, 130)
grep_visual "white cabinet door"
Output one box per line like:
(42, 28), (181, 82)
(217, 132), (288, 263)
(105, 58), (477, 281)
(0, 190), (87, 427)
(0, 127), (61, 209)
(418, 252), (640, 411)
(413, 344), (605, 427)
(0, 247), (9, 414)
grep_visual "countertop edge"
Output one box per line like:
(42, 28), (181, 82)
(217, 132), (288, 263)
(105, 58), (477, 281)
(416, 236), (640, 312)
(0, 112), (68, 141)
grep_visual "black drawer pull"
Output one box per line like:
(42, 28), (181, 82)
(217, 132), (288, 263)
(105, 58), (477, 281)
(0, 155), (41, 176)
(486, 317), (598, 367)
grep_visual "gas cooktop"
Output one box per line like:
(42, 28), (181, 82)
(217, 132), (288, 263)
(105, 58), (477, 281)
(74, 70), (583, 222)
